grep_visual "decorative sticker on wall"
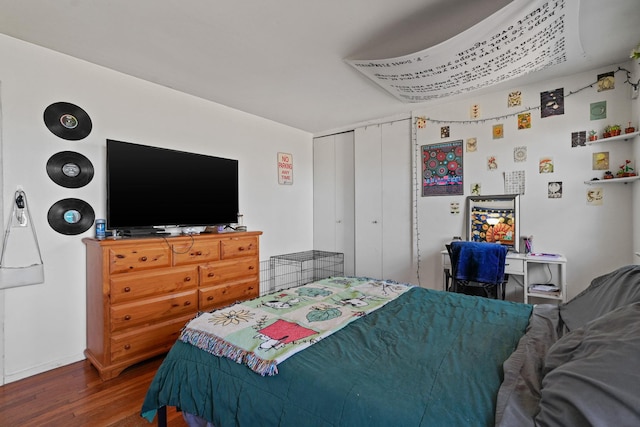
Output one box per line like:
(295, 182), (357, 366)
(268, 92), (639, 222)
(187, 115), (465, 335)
(540, 88), (564, 118)
(416, 117), (427, 129)
(539, 157), (554, 173)
(548, 182), (562, 198)
(571, 131), (586, 147)
(504, 170), (525, 194)
(514, 146), (527, 162)
(421, 140), (463, 197)
(504, 170), (526, 194)
(470, 104), (481, 119)
(450, 202), (460, 214)
(508, 91), (522, 107)
(278, 152), (293, 185)
(592, 152), (609, 170)
(492, 124), (504, 139)
(466, 137), (477, 152)
(470, 183), (481, 195)
(586, 188), (603, 206)
(597, 72), (615, 92)
(517, 113), (531, 129)
(441, 126), (450, 138)
(590, 101), (606, 120)
(487, 156), (498, 171)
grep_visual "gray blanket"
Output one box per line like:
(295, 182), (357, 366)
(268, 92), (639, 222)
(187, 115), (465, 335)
(495, 265), (640, 426)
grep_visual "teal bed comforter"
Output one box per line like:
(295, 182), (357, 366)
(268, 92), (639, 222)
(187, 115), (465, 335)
(141, 285), (532, 427)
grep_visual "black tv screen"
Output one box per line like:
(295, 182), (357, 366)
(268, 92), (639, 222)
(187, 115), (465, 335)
(107, 139), (239, 230)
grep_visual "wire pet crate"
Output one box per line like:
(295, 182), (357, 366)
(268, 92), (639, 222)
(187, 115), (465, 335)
(259, 250), (344, 295)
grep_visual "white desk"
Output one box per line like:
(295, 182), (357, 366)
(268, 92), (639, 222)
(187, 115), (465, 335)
(441, 251), (567, 303)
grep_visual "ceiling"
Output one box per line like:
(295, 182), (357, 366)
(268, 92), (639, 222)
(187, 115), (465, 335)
(0, 0), (639, 135)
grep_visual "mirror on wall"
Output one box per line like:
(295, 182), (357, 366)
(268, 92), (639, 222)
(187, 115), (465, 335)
(466, 194), (520, 253)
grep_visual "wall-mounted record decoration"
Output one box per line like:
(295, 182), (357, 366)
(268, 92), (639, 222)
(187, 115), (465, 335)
(47, 198), (95, 235)
(46, 151), (94, 188)
(43, 102), (92, 140)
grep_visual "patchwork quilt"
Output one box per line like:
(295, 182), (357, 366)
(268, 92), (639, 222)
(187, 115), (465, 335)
(179, 277), (413, 376)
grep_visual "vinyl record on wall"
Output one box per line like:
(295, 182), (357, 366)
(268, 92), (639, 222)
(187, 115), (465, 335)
(43, 102), (92, 140)
(47, 198), (95, 235)
(46, 151), (94, 188)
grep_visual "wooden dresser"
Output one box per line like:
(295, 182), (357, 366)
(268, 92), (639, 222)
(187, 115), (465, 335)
(83, 231), (262, 380)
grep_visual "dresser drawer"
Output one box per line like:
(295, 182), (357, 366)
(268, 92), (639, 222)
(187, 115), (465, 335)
(110, 314), (192, 364)
(220, 236), (258, 259)
(505, 259), (525, 274)
(199, 278), (259, 311)
(199, 258), (259, 286)
(109, 244), (171, 274)
(110, 266), (198, 304)
(110, 290), (197, 332)
(173, 241), (220, 265)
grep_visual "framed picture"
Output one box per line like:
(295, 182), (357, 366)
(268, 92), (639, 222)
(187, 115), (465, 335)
(421, 140), (463, 197)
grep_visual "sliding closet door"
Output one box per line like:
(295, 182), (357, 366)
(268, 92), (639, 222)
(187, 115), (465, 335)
(354, 120), (411, 282)
(313, 132), (355, 275)
(354, 126), (383, 277)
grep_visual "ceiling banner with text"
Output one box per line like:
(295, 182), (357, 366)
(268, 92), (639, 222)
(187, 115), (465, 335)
(347, 0), (582, 103)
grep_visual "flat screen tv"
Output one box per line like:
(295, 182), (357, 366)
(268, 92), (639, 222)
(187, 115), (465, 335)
(106, 139), (238, 232)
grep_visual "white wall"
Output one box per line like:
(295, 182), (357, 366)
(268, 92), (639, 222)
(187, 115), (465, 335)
(0, 34), (313, 383)
(412, 62), (638, 298)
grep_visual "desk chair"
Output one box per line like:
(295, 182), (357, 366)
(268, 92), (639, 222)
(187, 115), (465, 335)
(446, 241), (508, 299)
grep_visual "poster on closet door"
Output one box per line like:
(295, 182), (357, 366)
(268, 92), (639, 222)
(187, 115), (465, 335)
(278, 152), (293, 185)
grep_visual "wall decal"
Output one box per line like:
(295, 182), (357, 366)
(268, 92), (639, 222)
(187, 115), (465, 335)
(571, 131), (587, 147)
(590, 101), (606, 120)
(540, 88), (564, 118)
(592, 152), (609, 170)
(548, 182), (563, 198)
(492, 124), (504, 139)
(466, 137), (477, 152)
(508, 91), (522, 107)
(514, 146), (527, 162)
(539, 157), (554, 173)
(517, 113), (531, 129)
(597, 72), (615, 91)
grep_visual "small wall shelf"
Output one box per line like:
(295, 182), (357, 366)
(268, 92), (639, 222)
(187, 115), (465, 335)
(586, 130), (640, 145)
(584, 176), (640, 185)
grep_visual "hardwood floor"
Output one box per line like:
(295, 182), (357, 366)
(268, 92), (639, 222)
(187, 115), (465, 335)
(0, 355), (188, 427)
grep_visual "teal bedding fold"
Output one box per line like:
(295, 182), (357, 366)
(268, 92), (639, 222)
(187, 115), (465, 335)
(142, 286), (532, 427)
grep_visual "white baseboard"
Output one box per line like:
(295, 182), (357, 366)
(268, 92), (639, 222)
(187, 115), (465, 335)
(3, 352), (85, 384)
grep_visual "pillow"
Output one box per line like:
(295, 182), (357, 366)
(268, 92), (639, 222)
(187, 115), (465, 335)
(560, 265), (640, 331)
(535, 303), (640, 426)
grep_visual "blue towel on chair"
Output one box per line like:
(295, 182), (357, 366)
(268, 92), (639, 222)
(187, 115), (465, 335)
(450, 241), (507, 284)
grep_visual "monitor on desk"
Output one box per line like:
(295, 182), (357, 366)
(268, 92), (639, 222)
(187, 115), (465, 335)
(466, 194), (520, 253)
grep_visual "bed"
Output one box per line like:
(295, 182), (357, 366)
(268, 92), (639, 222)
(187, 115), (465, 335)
(141, 266), (640, 427)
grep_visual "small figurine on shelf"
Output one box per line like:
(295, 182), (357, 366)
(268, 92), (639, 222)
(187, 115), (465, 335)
(617, 160), (635, 177)
(603, 170), (614, 179)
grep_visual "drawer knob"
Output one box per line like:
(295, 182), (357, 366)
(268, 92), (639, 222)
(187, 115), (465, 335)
(140, 256), (148, 262)
(207, 296), (214, 301)
(208, 272), (215, 277)
(193, 251), (203, 256)
(124, 287), (131, 292)
(124, 315), (131, 320)
(238, 246), (245, 251)
(184, 277), (191, 282)
(248, 266), (255, 270)
(124, 344), (131, 350)
(184, 301), (191, 306)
